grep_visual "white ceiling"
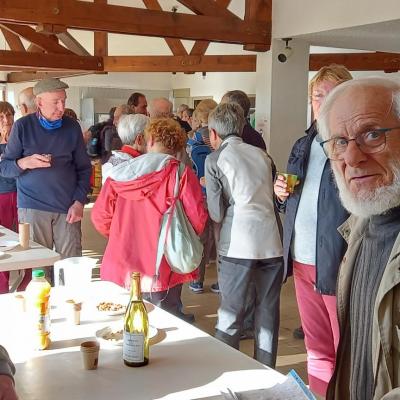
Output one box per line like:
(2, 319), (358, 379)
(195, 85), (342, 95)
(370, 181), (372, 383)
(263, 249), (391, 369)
(296, 19), (400, 53)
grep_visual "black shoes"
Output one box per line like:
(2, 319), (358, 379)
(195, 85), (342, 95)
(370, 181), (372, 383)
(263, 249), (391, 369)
(293, 326), (305, 339)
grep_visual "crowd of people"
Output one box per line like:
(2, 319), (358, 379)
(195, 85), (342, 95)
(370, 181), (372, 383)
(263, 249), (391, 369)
(0, 67), (400, 399)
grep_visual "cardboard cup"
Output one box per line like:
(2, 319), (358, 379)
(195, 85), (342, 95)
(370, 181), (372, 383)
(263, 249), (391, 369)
(80, 341), (99, 370)
(19, 223), (30, 249)
(65, 299), (82, 325)
(279, 173), (298, 194)
(14, 294), (26, 313)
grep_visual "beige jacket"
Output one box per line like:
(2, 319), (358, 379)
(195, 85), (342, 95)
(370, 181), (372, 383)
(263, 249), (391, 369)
(327, 215), (400, 400)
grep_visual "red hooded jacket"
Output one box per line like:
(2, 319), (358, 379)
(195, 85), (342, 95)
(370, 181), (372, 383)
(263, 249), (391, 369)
(92, 153), (207, 292)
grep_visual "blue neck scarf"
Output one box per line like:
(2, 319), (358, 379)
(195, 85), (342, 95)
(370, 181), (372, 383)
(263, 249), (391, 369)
(37, 111), (63, 130)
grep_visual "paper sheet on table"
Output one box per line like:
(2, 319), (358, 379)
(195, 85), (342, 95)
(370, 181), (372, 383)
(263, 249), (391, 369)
(221, 370), (315, 400)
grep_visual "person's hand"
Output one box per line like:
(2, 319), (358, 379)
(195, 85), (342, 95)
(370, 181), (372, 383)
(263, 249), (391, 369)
(0, 375), (18, 400)
(274, 175), (290, 202)
(66, 201), (84, 224)
(17, 154), (51, 170)
(199, 176), (206, 187)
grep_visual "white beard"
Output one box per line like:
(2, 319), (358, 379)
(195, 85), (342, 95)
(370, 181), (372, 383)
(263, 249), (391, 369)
(332, 160), (400, 218)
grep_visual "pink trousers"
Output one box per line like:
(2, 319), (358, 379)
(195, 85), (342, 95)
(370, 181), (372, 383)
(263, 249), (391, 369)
(0, 192), (31, 293)
(293, 261), (339, 397)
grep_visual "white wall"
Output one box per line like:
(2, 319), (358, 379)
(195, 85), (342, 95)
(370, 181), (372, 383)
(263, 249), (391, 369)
(171, 72), (257, 102)
(255, 39), (310, 170)
(273, 0), (400, 38)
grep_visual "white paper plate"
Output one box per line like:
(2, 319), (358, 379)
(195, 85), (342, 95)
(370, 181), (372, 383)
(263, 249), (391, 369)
(95, 325), (158, 347)
(0, 240), (19, 251)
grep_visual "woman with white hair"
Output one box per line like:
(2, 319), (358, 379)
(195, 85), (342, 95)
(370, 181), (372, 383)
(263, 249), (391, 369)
(102, 113), (149, 183)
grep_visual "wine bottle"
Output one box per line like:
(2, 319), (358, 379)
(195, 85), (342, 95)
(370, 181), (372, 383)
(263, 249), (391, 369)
(123, 272), (149, 367)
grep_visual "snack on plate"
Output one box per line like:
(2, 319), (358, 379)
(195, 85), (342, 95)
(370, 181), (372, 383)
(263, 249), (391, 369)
(96, 302), (125, 312)
(103, 329), (123, 342)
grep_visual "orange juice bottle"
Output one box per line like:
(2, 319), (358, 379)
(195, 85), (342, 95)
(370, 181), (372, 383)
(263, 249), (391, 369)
(25, 269), (51, 350)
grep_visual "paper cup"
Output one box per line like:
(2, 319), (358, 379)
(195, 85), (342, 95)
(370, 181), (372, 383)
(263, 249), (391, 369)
(19, 223), (30, 249)
(80, 341), (100, 370)
(279, 173), (298, 194)
(14, 294), (26, 313)
(66, 299), (82, 325)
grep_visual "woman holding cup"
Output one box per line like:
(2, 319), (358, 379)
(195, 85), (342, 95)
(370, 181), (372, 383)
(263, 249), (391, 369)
(274, 65), (352, 397)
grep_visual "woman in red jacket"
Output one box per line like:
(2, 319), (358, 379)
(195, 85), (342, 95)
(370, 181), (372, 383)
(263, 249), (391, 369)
(92, 118), (207, 319)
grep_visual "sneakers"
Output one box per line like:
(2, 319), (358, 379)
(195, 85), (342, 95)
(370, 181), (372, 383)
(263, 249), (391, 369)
(293, 326), (305, 340)
(240, 330), (255, 340)
(189, 282), (204, 293)
(210, 282), (220, 293)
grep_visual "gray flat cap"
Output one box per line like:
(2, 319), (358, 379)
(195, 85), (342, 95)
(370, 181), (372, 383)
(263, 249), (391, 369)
(33, 78), (69, 95)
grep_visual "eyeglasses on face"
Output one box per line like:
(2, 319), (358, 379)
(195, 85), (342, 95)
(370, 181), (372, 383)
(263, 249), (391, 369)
(319, 126), (400, 161)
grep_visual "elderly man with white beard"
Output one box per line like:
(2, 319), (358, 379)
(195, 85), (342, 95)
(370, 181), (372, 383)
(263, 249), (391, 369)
(318, 77), (400, 400)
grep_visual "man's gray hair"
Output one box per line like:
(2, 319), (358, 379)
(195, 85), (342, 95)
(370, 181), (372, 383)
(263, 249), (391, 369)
(117, 114), (149, 145)
(19, 87), (36, 110)
(208, 102), (245, 140)
(221, 90), (251, 117)
(318, 77), (400, 141)
(148, 98), (173, 118)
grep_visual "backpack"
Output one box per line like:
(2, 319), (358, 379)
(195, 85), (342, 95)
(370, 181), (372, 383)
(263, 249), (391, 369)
(86, 121), (109, 157)
(187, 132), (211, 180)
(155, 163), (204, 276)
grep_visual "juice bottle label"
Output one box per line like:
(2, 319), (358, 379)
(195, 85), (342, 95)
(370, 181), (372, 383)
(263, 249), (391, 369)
(123, 332), (144, 363)
(37, 313), (51, 334)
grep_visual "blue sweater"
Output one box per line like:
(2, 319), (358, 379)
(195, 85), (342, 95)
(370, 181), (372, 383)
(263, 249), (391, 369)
(0, 114), (91, 214)
(0, 144), (16, 194)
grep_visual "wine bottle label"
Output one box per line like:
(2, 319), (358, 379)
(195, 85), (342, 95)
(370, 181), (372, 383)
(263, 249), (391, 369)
(123, 331), (145, 363)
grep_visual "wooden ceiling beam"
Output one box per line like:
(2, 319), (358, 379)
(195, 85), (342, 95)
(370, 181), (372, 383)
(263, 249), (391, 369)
(0, 23), (74, 54)
(243, 0), (271, 51)
(0, 50), (103, 71)
(309, 52), (400, 72)
(35, 23), (90, 56)
(36, 23), (66, 35)
(103, 55), (256, 72)
(189, 0), (232, 56)
(0, 27), (25, 51)
(0, 0), (268, 46)
(7, 71), (93, 83)
(142, 0), (188, 56)
(176, 0), (239, 20)
(93, 0), (108, 57)
(57, 31), (91, 56)
(27, 44), (45, 53)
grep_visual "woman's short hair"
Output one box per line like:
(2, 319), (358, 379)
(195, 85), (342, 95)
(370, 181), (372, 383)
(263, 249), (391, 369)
(118, 114), (149, 145)
(208, 102), (245, 140)
(144, 118), (186, 153)
(0, 101), (15, 116)
(193, 99), (218, 125)
(309, 64), (353, 99)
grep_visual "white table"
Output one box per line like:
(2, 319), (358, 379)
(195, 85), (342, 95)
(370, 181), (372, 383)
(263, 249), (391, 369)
(0, 225), (60, 273)
(0, 225), (60, 291)
(0, 281), (293, 400)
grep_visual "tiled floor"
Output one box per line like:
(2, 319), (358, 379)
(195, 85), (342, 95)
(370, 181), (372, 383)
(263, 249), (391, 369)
(82, 204), (308, 383)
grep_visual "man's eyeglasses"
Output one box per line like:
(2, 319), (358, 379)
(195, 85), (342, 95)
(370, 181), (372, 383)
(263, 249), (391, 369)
(319, 126), (400, 161)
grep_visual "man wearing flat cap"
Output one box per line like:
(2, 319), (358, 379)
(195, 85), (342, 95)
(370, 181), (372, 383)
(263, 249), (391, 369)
(0, 78), (91, 283)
